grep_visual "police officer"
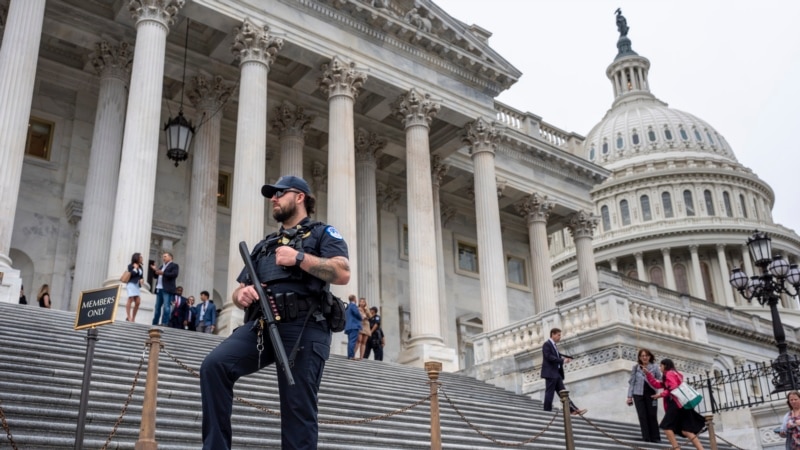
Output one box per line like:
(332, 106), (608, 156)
(200, 175), (350, 450)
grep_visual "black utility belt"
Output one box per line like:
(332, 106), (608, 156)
(272, 292), (319, 321)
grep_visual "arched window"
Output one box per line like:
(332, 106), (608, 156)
(723, 191), (733, 217)
(704, 190), (715, 216)
(662, 192), (674, 218)
(664, 127), (673, 141)
(649, 266), (664, 287)
(640, 195), (652, 221)
(616, 134), (624, 150)
(647, 127), (657, 142)
(706, 130), (715, 144)
(626, 269), (639, 280)
(679, 126), (689, 141)
(753, 198), (760, 220)
(739, 194), (748, 218)
(684, 190), (695, 216)
(602, 139), (609, 154)
(694, 128), (703, 142)
(674, 263), (689, 294)
(588, 146), (596, 161)
(632, 131), (640, 145)
(601, 205), (611, 231)
(620, 199), (631, 225)
(701, 262), (715, 303)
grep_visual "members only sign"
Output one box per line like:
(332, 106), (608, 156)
(74, 285), (121, 330)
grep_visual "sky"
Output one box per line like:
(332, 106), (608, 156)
(433, 0), (800, 233)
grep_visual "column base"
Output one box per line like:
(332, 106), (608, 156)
(397, 340), (459, 372)
(216, 303), (244, 337)
(0, 267), (22, 304)
(113, 290), (156, 325)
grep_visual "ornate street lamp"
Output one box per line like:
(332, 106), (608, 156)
(730, 230), (800, 392)
(163, 18), (195, 167)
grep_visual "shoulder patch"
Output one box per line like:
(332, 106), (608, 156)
(326, 226), (343, 239)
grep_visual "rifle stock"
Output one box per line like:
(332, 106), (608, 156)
(238, 241), (295, 386)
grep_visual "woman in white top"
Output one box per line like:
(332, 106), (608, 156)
(125, 252), (144, 322)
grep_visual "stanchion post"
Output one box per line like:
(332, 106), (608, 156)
(74, 327), (99, 450)
(135, 328), (163, 450)
(559, 390), (576, 450)
(425, 361), (443, 450)
(704, 414), (718, 450)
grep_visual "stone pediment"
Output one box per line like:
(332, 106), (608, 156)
(308, 0), (521, 96)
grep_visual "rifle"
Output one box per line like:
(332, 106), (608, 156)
(238, 241), (295, 386)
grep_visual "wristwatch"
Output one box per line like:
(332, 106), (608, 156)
(295, 251), (305, 266)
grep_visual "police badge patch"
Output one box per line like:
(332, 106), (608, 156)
(326, 226), (343, 239)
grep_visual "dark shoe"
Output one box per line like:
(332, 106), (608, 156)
(570, 408), (587, 416)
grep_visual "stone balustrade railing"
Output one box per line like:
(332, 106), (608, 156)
(538, 121), (569, 148)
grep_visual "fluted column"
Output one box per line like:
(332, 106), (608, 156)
(223, 19), (283, 333)
(0, 0), (46, 270)
(431, 156), (449, 344)
(716, 244), (736, 307)
(392, 88), (444, 345)
(271, 101), (314, 177)
(463, 118), (508, 331)
(70, 41), (133, 306)
(634, 252), (647, 282)
(354, 128), (385, 306)
(517, 193), (555, 313)
(567, 211), (599, 298)
(183, 75), (233, 299)
(661, 248), (676, 290)
(318, 56), (366, 298)
(105, 1), (184, 286)
(690, 245), (706, 300)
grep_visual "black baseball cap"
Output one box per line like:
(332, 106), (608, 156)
(261, 175), (312, 198)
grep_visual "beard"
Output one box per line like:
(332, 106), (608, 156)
(272, 200), (297, 223)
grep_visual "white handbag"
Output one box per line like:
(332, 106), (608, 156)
(671, 381), (703, 409)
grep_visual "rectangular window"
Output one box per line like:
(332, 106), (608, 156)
(25, 117), (55, 161)
(217, 171), (231, 208)
(506, 255), (528, 288)
(456, 241), (479, 274)
(400, 224), (409, 260)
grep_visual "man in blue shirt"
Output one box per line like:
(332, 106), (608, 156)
(345, 294), (362, 359)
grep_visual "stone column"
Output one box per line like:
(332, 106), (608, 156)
(635, 252), (647, 282)
(105, 1), (183, 288)
(354, 128), (385, 306)
(271, 101), (314, 177)
(741, 244), (754, 276)
(183, 75), (233, 299)
(661, 248), (676, 290)
(392, 88), (457, 370)
(463, 118), (508, 331)
(517, 193), (555, 313)
(431, 156), (450, 344)
(222, 19), (283, 334)
(70, 41), (133, 306)
(609, 257), (619, 272)
(0, 0), (46, 276)
(318, 56), (366, 298)
(716, 244), (736, 307)
(690, 245), (706, 300)
(567, 211), (599, 298)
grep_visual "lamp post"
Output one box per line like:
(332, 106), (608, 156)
(729, 230), (800, 392)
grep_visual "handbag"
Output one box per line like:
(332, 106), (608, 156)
(671, 381), (703, 409)
(120, 270), (131, 283)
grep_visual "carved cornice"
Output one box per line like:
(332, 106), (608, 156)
(128, 0), (184, 28)
(354, 128), (386, 163)
(516, 193), (554, 225)
(567, 210), (598, 239)
(90, 40), (133, 81)
(231, 18), (284, 67)
(65, 200), (83, 226)
(271, 101), (315, 138)
(318, 56), (367, 100)
(391, 88), (439, 129)
(187, 74), (234, 113)
(431, 155), (449, 187)
(377, 182), (401, 213)
(463, 118), (503, 156)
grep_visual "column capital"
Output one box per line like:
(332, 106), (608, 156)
(129, 0), (184, 28)
(431, 155), (449, 187)
(271, 101), (315, 138)
(716, 243), (726, 251)
(355, 128), (386, 164)
(463, 117), (503, 156)
(661, 247), (672, 255)
(689, 245), (700, 253)
(377, 183), (401, 213)
(566, 210), (598, 239)
(391, 88), (440, 129)
(318, 56), (367, 100)
(187, 74), (234, 113)
(516, 193), (554, 224)
(634, 252), (643, 259)
(231, 18), (283, 67)
(90, 40), (133, 81)
(312, 161), (328, 193)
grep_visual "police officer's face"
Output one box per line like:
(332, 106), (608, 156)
(271, 190), (303, 222)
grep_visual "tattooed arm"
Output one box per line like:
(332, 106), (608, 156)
(274, 245), (350, 285)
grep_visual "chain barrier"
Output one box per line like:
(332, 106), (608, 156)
(709, 429), (746, 450)
(161, 346), (433, 424)
(100, 344), (148, 450)
(0, 396), (19, 450)
(439, 387), (559, 447)
(574, 414), (729, 450)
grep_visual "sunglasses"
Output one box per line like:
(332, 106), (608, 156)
(273, 189), (303, 198)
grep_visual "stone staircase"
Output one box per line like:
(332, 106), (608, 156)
(0, 302), (732, 449)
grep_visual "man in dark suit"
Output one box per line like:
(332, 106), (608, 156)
(169, 286), (189, 329)
(151, 252), (179, 325)
(542, 327), (587, 416)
